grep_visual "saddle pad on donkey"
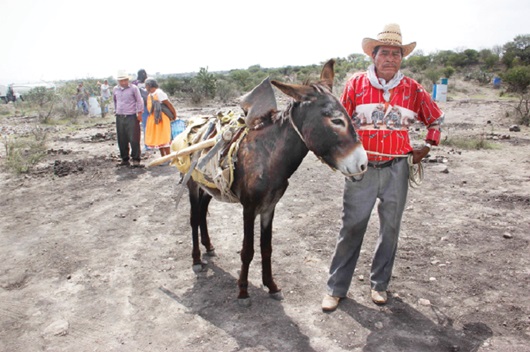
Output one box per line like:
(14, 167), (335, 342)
(170, 110), (247, 202)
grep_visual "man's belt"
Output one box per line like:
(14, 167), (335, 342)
(116, 114), (136, 118)
(368, 158), (403, 169)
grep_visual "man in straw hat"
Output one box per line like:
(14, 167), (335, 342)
(113, 70), (145, 167)
(322, 23), (444, 311)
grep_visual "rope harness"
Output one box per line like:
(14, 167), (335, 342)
(171, 111), (247, 203)
(286, 107), (368, 178)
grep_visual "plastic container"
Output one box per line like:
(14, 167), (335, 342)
(88, 97), (100, 116)
(493, 77), (501, 89)
(171, 119), (187, 140)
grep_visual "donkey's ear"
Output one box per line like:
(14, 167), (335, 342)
(270, 81), (315, 102)
(320, 59), (335, 91)
(239, 77), (277, 127)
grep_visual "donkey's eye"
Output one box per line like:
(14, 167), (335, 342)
(331, 118), (345, 127)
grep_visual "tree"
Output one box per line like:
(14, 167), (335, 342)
(405, 54), (430, 72)
(501, 65), (530, 125)
(160, 76), (185, 95)
(442, 66), (456, 79)
(432, 50), (455, 66)
(229, 69), (252, 91)
(502, 34), (530, 67)
(463, 49), (480, 66)
(424, 68), (443, 86)
(446, 52), (467, 68)
(502, 66), (530, 93)
(479, 49), (499, 69)
(193, 67), (216, 101)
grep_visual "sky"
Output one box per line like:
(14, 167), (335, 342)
(1, 0), (529, 85)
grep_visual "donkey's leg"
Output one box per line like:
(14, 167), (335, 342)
(198, 190), (216, 256)
(237, 207), (256, 305)
(188, 180), (206, 273)
(261, 208), (283, 300)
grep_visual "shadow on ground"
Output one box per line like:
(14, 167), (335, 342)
(339, 297), (493, 352)
(160, 261), (316, 351)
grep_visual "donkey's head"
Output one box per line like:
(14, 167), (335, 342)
(271, 59), (367, 179)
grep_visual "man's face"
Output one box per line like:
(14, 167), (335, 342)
(372, 46), (403, 81)
(118, 79), (129, 88)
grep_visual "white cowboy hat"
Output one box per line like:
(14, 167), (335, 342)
(362, 23), (416, 57)
(116, 70), (130, 80)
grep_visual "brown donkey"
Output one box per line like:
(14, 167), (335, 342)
(181, 59), (367, 305)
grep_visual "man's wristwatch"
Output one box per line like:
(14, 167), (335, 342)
(424, 142), (432, 149)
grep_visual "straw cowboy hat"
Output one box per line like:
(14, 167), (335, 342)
(362, 23), (416, 57)
(116, 70), (130, 80)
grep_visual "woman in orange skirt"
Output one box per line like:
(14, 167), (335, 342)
(144, 78), (177, 157)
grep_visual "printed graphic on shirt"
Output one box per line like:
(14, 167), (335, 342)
(352, 103), (417, 131)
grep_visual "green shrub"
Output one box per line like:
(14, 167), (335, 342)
(501, 66), (530, 93)
(441, 135), (497, 150)
(54, 95), (81, 120)
(24, 87), (57, 123)
(194, 67), (216, 99)
(501, 66), (530, 125)
(3, 128), (48, 174)
(160, 76), (186, 96)
(442, 66), (456, 79)
(216, 80), (239, 103)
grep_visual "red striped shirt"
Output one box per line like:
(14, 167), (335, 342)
(341, 72), (443, 162)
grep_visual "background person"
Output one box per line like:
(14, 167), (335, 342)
(132, 69), (150, 152)
(98, 79), (111, 114)
(113, 70), (144, 167)
(144, 78), (176, 158)
(76, 82), (89, 114)
(6, 84), (16, 103)
(322, 23), (445, 312)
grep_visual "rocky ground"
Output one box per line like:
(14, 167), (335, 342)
(0, 80), (529, 352)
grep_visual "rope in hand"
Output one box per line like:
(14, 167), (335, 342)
(366, 151), (424, 187)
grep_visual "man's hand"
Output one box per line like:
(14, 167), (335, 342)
(137, 113), (142, 122)
(411, 146), (430, 164)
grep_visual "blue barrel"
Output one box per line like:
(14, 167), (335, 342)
(493, 77), (501, 89)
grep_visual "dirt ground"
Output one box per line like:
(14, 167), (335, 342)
(0, 81), (529, 352)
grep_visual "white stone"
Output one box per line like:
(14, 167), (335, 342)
(43, 319), (69, 338)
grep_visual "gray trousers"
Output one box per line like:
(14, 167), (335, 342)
(116, 114), (141, 162)
(327, 158), (409, 296)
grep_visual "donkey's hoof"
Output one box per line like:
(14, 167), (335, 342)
(270, 291), (284, 301)
(238, 297), (252, 307)
(192, 262), (207, 274)
(206, 249), (217, 257)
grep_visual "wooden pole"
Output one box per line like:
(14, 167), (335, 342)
(146, 138), (216, 168)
